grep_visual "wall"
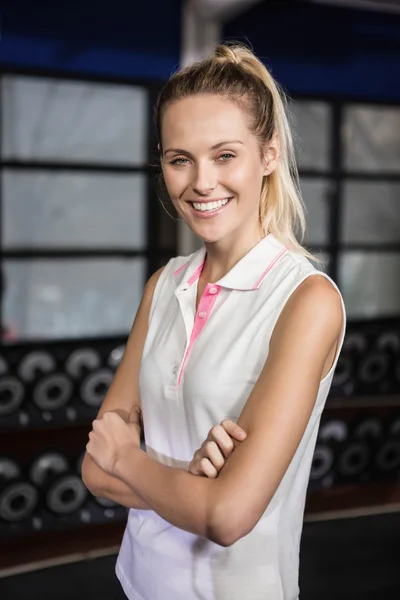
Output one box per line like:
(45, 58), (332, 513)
(224, 0), (400, 101)
(0, 0), (181, 80)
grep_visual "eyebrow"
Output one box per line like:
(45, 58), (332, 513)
(163, 140), (244, 156)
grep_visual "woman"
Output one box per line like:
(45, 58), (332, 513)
(83, 42), (346, 600)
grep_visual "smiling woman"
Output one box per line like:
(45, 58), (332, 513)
(83, 42), (346, 600)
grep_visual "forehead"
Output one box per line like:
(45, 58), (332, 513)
(161, 95), (252, 145)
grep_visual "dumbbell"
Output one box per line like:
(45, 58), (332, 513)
(309, 445), (335, 483)
(19, 350), (73, 412)
(0, 458), (38, 522)
(30, 452), (87, 515)
(0, 355), (25, 418)
(334, 416), (383, 482)
(376, 331), (400, 393)
(369, 412), (400, 480)
(65, 348), (114, 408)
(311, 419), (349, 485)
(351, 415), (384, 443)
(387, 412), (400, 437)
(372, 436), (400, 479)
(330, 352), (353, 392)
(337, 332), (369, 395)
(0, 377), (25, 418)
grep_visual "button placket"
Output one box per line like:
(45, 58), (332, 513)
(174, 283), (197, 385)
(176, 284), (222, 386)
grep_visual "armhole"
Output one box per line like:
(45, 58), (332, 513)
(313, 272), (347, 384)
(148, 258), (174, 324)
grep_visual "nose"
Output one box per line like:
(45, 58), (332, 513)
(192, 163), (217, 196)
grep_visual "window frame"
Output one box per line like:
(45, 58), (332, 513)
(293, 93), (400, 319)
(0, 67), (177, 342)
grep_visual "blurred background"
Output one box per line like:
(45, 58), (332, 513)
(0, 0), (399, 598)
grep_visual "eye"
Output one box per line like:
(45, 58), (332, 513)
(169, 157), (189, 165)
(218, 153), (235, 162)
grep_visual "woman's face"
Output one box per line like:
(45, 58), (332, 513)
(161, 94), (273, 244)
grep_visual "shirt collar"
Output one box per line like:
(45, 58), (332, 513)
(174, 234), (289, 292)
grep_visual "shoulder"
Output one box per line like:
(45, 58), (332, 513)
(142, 265), (166, 301)
(272, 270), (344, 348)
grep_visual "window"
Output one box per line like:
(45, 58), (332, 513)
(1, 74), (177, 342)
(290, 98), (400, 320)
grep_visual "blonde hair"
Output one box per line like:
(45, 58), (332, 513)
(155, 41), (322, 265)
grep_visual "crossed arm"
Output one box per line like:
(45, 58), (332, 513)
(86, 275), (343, 547)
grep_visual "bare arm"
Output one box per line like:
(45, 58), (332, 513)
(81, 265), (165, 510)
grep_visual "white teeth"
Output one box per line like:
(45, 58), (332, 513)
(192, 198), (231, 212)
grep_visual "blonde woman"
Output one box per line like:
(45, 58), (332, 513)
(83, 42), (346, 600)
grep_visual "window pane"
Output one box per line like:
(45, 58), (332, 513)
(342, 182), (400, 244)
(2, 259), (145, 341)
(344, 105), (400, 173)
(3, 171), (146, 249)
(300, 178), (332, 245)
(289, 101), (331, 170)
(339, 252), (400, 318)
(2, 76), (148, 165)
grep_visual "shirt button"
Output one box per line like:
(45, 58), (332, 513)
(172, 366), (179, 375)
(198, 311), (206, 319)
(209, 286), (218, 295)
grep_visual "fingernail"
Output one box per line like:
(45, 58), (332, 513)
(237, 430), (246, 438)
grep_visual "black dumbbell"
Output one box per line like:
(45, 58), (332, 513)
(310, 444), (335, 483)
(351, 415), (384, 443)
(0, 376), (25, 418)
(30, 452), (87, 515)
(373, 435), (400, 479)
(65, 348), (113, 408)
(0, 458), (38, 522)
(337, 332), (369, 396)
(19, 350), (73, 412)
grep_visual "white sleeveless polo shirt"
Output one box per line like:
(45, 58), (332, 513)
(116, 233), (347, 600)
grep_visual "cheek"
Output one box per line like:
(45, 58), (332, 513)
(162, 168), (188, 197)
(226, 161), (263, 190)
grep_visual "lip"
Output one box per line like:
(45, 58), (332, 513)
(189, 197), (234, 219)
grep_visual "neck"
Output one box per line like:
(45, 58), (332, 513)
(201, 225), (267, 283)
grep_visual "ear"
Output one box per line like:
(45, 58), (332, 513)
(262, 134), (280, 176)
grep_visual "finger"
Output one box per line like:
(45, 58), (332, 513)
(204, 441), (225, 470)
(199, 458), (218, 479)
(220, 419), (247, 441)
(209, 425), (236, 458)
(188, 460), (201, 476)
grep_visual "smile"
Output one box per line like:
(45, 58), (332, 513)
(189, 197), (234, 217)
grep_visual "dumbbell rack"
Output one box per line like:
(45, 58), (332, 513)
(1, 319), (400, 573)
(0, 336), (130, 575)
(305, 317), (400, 521)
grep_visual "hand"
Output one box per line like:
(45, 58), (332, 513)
(189, 420), (247, 478)
(86, 406), (142, 476)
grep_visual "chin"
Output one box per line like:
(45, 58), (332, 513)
(191, 224), (234, 245)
